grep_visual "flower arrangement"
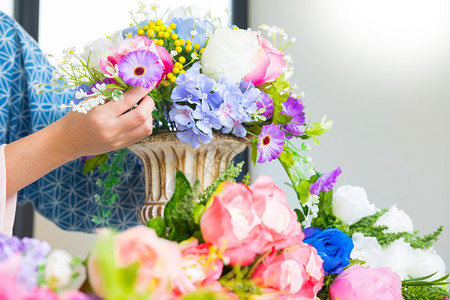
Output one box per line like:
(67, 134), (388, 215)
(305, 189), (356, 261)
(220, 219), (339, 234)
(26, 2), (449, 300)
(40, 3), (334, 224)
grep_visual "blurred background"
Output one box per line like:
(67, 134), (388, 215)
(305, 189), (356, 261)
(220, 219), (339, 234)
(1, 0), (449, 267)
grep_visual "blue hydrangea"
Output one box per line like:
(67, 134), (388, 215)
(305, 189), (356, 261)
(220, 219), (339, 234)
(167, 17), (214, 48)
(169, 64), (262, 147)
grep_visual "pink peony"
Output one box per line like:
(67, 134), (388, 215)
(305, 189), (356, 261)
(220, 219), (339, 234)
(252, 244), (324, 299)
(100, 36), (172, 77)
(329, 265), (403, 300)
(88, 226), (182, 300)
(172, 238), (224, 296)
(200, 182), (267, 266)
(244, 34), (286, 85)
(250, 176), (303, 251)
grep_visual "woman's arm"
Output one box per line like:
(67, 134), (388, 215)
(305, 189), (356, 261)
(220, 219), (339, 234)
(5, 86), (154, 198)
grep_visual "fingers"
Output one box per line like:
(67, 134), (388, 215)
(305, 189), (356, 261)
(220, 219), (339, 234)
(113, 86), (152, 116)
(117, 119), (154, 147)
(118, 95), (155, 130)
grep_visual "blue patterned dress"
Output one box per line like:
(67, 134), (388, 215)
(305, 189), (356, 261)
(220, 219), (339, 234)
(0, 11), (144, 232)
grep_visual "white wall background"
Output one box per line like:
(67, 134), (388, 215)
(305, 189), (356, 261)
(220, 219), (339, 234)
(249, 0), (450, 267)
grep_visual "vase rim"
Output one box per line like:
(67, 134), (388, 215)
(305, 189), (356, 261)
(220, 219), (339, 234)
(133, 131), (249, 145)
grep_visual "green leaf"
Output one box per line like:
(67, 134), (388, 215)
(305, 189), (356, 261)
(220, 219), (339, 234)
(251, 137), (258, 165)
(83, 153), (109, 173)
(117, 262), (139, 292)
(164, 171), (196, 242)
(192, 204), (205, 225)
(146, 217), (166, 238)
(105, 84), (126, 90)
(296, 179), (311, 204)
(278, 147), (295, 169)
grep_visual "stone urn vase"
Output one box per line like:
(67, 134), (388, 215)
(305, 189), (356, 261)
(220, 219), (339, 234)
(128, 131), (247, 224)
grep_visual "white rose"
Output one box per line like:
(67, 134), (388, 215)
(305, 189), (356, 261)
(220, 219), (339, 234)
(81, 30), (124, 71)
(407, 248), (446, 281)
(375, 204), (413, 233)
(350, 232), (385, 268)
(332, 185), (378, 225)
(382, 239), (414, 280)
(201, 27), (259, 84)
(44, 249), (74, 290)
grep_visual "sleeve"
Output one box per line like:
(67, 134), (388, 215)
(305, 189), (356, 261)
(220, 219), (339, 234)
(0, 11), (145, 233)
(0, 144), (17, 237)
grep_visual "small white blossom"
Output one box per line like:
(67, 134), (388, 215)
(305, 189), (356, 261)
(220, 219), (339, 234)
(44, 249), (74, 290)
(190, 30), (198, 36)
(91, 82), (106, 94)
(291, 37), (297, 43)
(170, 50), (178, 57)
(111, 90), (123, 101)
(75, 89), (87, 99)
(32, 84), (40, 94)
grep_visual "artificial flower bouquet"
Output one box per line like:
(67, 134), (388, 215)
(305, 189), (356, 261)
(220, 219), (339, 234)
(39, 3), (335, 224)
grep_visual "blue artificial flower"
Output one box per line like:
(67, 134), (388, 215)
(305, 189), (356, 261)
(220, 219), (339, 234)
(192, 105), (222, 135)
(169, 106), (195, 126)
(217, 90), (244, 130)
(176, 123), (213, 149)
(167, 17), (214, 48)
(303, 227), (354, 275)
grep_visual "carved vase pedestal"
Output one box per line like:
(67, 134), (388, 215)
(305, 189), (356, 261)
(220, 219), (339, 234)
(128, 132), (246, 225)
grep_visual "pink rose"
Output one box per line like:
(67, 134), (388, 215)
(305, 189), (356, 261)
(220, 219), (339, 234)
(100, 36), (173, 76)
(252, 244), (324, 299)
(0, 255), (27, 299)
(59, 290), (93, 300)
(88, 226), (182, 300)
(250, 176), (303, 251)
(172, 238), (224, 296)
(200, 182), (267, 266)
(25, 288), (58, 300)
(329, 265), (403, 300)
(244, 34), (286, 85)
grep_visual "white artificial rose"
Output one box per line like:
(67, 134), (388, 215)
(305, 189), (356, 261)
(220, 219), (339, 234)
(201, 27), (259, 84)
(350, 232), (385, 268)
(382, 239), (414, 280)
(81, 30), (124, 71)
(44, 249), (74, 290)
(332, 185), (378, 225)
(407, 248), (446, 281)
(375, 204), (413, 233)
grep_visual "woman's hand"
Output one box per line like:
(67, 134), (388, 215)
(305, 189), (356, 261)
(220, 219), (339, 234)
(58, 86), (155, 157)
(5, 86), (155, 197)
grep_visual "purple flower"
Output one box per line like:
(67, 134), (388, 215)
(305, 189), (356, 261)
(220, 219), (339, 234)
(281, 94), (305, 139)
(257, 124), (285, 163)
(176, 124), (213, 149)
(118, 50), (163, 88)
(257, 91), (274, 118)
(0, 234), (23, 261)
(309, 166), (342, 195)
(217, 91), (244, 129)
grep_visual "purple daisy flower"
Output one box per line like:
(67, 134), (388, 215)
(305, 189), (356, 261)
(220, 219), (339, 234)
(257, 124), (285, 163)
(118, 50), (163, 89)
(257, 91), (274, 118)
(281, 94), (305, 139)
(309, 166), (342, 195)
